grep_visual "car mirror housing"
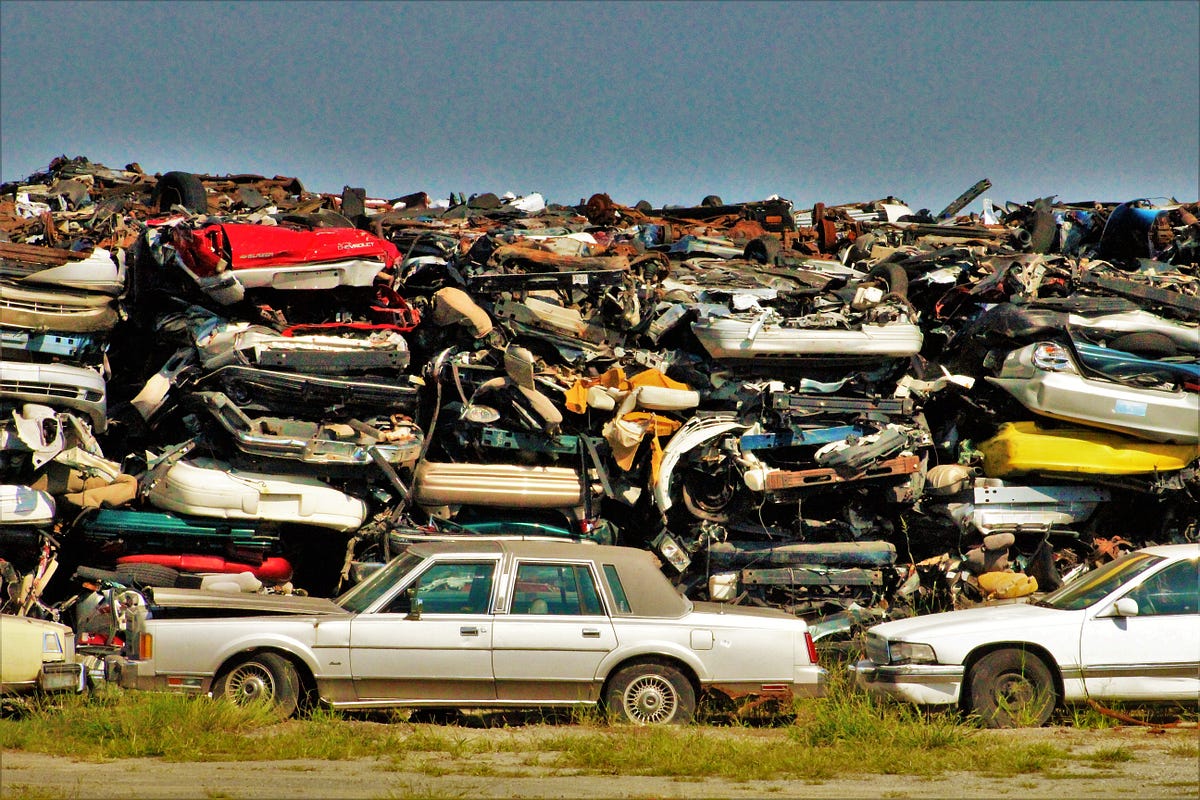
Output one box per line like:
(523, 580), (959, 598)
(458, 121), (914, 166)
(404, 589), (422, 620)
(1099, 597), (1139, 618)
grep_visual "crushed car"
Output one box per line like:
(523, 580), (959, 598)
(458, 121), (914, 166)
(0, 156), (1197, 686)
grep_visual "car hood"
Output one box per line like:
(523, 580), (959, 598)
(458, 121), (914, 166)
(145, 587), (347, 616)
(869, 601), (1076, 642)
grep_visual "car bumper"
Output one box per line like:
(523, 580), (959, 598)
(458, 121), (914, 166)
(797, 664), (828, 697)
(38, 662), (86, 693)
(850, 658), (964, 706)
(107, 656), (204, 693)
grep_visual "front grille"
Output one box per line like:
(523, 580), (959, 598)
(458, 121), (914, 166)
(0, 380), (103, 403)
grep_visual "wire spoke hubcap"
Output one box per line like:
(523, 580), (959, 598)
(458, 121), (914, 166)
(624, 675), (677, 724)
(227, 664), (275, 703)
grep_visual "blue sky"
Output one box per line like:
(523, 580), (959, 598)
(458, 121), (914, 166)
(2, 1), (1197, 211)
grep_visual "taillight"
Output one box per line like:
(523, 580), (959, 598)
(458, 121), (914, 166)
(804, 631), (819, 664)
(139, 633), (153, 659)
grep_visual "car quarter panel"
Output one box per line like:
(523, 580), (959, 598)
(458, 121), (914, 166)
(600, 610), (806, 689)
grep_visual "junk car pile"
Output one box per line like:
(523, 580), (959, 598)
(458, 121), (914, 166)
(1, 157), (1198, 649)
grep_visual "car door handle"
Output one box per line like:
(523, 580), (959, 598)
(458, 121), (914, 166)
(582, 628), (601, 638)
(460, 626), (479, 636)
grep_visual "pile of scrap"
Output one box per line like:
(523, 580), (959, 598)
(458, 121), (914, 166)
(2, 156), (1197, 636)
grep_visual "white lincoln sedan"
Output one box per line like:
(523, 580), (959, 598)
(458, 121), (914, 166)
(854, 543), (1199, 726)
(112, 540), (826, 724)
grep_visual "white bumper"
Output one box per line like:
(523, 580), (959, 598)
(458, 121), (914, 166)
(851, 658), (964, 706)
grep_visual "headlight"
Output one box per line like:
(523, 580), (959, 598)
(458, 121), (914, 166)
(1032, 342), (1077, 373)
(887, 641), (938, 665)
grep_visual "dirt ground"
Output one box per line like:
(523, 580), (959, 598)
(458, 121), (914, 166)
(2, 724), (1197, 799)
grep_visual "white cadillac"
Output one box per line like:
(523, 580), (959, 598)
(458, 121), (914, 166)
(854, 543), (1199, 726)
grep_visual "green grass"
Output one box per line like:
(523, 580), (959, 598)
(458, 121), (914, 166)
(2, 669), (1190, 784)
(1080, 745), (1136, 766)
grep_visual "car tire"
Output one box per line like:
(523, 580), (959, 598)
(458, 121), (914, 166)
(744, 236), (782, 265)
(967, 648), (1055, 728)
(1108, 331), (1178, 358)
(212, 652), (300, 718)
(604, 660), (696, 725)
(155, 171), (207, 214)
(114, 562), (182, 588)
(865, 263), (909, 299)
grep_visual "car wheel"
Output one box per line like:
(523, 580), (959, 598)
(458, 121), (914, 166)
(1108, 331), (1177, 358)
(212, 652), (300, 718)
(967, 648), (1055, 728)
(114, 562), (181, 588)
(605, 661), (696, 725)
(155, 171), (207, 214)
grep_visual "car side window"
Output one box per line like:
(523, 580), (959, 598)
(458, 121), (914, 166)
(603, 564), (632, 614)
(511, 563), (604, 616)
(385, 561), (495, 615)
(1123, 559), (1199, 617)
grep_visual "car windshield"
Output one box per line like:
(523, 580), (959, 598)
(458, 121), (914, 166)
(1036, 551), (1164, 610)
(336, 552), (424, 613)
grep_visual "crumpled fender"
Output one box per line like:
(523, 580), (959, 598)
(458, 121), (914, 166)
(653, 414), (745, 512)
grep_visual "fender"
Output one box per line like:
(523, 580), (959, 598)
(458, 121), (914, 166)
(653, 414), (745, 512)
(210, 632), (330, 682)
(147, 616), (343, 685)
(594, 640), (712, 685)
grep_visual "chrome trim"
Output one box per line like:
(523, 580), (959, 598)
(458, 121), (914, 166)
(1083, 662), (1200, 679)
(855, 662), (964, 685)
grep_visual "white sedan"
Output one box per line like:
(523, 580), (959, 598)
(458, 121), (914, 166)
(854, 543), (1199, 727)
(112, 540), (827, 724)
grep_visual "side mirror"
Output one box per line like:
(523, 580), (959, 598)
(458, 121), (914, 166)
(404, 588), (422, 620)
(1100, 597), (1139, 618)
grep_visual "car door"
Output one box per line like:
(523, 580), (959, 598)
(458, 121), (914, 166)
(492, 559), (617, 702)
(1079, 556), (1200, 701)
(348, 558), (498, 702)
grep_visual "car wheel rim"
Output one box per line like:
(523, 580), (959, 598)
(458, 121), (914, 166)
(226, 663), (274, 704)
(624, 674), (677, 724)
(995, 673), (1035, 710)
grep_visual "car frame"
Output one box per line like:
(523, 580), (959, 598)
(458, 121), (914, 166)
(109, 540), (826, 724)
(853, 543), (1199, 727)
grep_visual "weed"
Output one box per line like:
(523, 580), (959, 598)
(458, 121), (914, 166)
(1166, 739), (1200, 759)
(1063, 704), (1122, 729)
(974, 741), (1068, 777)
(0, 786), (73, 800)
(1081, 745), (1135, 766)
